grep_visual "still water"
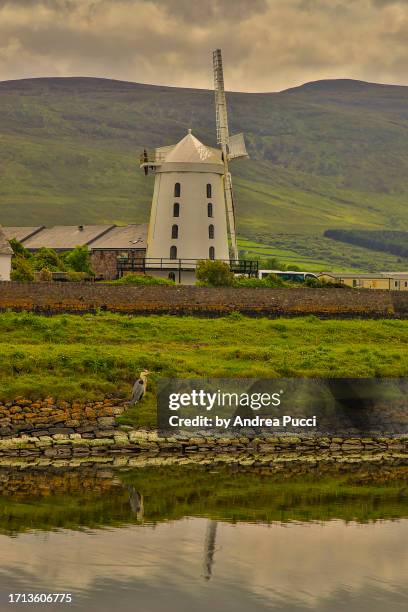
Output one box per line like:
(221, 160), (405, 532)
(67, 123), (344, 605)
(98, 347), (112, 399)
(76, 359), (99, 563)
(0, 463), (407, 611)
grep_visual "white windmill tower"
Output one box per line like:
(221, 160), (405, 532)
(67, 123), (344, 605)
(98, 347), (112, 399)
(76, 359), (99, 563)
(140, 49), (249, 283)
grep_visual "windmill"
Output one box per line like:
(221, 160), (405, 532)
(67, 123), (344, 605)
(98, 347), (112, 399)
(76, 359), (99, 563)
(213, 49), (249, 261)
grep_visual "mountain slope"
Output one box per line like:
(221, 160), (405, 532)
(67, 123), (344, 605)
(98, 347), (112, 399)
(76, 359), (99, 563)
(0, 76), (408, 269)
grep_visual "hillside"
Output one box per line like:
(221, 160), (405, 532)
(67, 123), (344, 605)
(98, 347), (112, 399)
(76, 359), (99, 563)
(0, 76), (408, 270)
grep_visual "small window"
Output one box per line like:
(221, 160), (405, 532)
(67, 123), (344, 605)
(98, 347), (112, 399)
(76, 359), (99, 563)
(173, 202), (180, 217)
(170, 245), (177, 260)
(209, 246), (215, 260)
(171, 224), (179, 239)
(208, 224), (215, 239)
(207, 203), (213, 218)
(174, 183), (181, 198)
(206, 184), (212, 198)
(405, 281), (407, 288)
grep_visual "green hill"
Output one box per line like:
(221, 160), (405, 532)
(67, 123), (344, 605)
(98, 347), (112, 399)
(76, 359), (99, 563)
(1, 76), (408, 271)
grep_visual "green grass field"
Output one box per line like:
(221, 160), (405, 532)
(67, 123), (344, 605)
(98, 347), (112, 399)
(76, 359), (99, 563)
(1, 311), (407, 427)
(238, 236), (408, 272)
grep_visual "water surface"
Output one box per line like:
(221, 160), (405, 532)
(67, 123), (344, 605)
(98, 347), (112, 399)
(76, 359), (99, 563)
(0, 464), (406, 611)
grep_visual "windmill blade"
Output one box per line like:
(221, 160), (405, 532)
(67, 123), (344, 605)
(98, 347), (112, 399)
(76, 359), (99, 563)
(228, 133), (249, 160)
(213, 49), (238, 260)
(213, 49), (229, 147)
(223, 172), (238, 261)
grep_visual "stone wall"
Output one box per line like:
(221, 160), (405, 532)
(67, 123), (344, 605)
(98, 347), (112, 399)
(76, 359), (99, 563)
(0, 427), (406, 462)
(0, 398), (127, 438)
(1, 283), (407, 317)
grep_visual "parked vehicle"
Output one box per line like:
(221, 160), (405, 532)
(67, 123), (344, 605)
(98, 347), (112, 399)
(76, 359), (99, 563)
(258, 270), (318, 283)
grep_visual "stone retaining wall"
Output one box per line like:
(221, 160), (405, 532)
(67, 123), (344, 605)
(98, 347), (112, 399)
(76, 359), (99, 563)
(0, 398), (127, 438)
(0, 430), (406, 466)
(1, 283), (407, 317)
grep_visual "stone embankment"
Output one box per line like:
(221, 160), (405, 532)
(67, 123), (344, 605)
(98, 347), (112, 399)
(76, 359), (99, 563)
(0, 398), (127, 438)
(1, 282), (408, 318)
(0, 429), (406, 467)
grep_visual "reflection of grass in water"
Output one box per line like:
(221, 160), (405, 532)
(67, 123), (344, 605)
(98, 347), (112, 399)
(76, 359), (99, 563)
(0, 465), (407, 535)
(121, 465), (408, 525)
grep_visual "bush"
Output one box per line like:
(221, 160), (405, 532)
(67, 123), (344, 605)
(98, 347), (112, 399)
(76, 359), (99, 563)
(233, 275), (287, 288)
(11, 256), (35, 282)
(9, 238), (32, 260)
(63, 245), (93, 274)
(107, 274), (175, 286)
(66, 271), (90, 282)
(33, 248), (65, 272)
(37, 268), (53, 282)
(196, 260), (235, 287)
(304, 277), (346, 289)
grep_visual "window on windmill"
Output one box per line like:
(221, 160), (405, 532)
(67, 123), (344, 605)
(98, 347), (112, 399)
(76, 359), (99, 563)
(173, 202), (180, 217)
(209, 246), (215, 260)
(174, 183), (181, 198)
(171, 224), (179, 239)
(206, 184), (212, 198)
(208, 224), (215, 239)
(207, 203), (213, 217)
(170, 245), (178, 260)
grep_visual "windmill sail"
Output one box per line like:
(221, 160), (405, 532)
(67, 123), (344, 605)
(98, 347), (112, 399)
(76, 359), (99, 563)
(213, 49), (239, 261)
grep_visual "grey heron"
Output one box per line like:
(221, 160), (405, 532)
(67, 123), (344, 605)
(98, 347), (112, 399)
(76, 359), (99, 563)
(131, 370), (150, 404)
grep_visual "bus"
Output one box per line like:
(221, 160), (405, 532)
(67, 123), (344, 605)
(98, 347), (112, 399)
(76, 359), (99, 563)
(258, 270), (318, 283)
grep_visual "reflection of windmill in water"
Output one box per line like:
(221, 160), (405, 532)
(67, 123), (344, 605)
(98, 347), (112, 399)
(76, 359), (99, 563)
(203, 520), (218, 581)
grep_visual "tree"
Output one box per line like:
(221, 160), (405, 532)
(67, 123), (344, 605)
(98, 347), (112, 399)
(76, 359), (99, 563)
(33, 248), (64, 272)
(11, 256), (35, 282)
(63, 245), (93, 274)
(9, 238), (32, 260)
(196, 260), (235, 287)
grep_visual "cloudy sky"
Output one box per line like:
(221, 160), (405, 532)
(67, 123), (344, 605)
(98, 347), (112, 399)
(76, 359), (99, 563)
(0, 0), (407, 92)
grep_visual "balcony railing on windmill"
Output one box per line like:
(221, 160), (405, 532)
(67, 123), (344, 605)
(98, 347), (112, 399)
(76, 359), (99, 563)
(139, 150), (167, 168)
(117, 257), (259, 278)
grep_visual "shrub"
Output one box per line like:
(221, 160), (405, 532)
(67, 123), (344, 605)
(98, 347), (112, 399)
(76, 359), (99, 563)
(66, 271), (90, 282)
(33, 248), (65, 272)
(9, 238), (32, 260)
(37, 268), (53, 282)
(233, 275), (287, 288)
(63, 245), (93, 274)
(107, 273), (175, 286)
(11, 256), (35, 282)
(196, 260), (235, 287)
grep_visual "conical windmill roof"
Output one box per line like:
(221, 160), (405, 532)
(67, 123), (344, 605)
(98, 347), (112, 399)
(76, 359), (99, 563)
(164, 131), (222, 165)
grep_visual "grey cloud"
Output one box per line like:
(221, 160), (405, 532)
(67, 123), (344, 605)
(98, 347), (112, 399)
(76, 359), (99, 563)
(0, 0), (408, 91)
(148, 0), (269, 23)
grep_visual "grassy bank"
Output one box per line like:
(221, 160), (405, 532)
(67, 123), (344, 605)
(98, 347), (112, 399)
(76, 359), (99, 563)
(1, 311), (408, 427)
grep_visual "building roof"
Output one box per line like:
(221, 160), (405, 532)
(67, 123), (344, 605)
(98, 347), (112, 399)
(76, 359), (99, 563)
(90, 224), (148, 250)
(163, 131), (222, 165)
(319, 272), (408, 279)
(2, 226), (45, 243)
(1, 224), (148, 252)
(0, 226), (13, 255)
(22, 225), (115, 250)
